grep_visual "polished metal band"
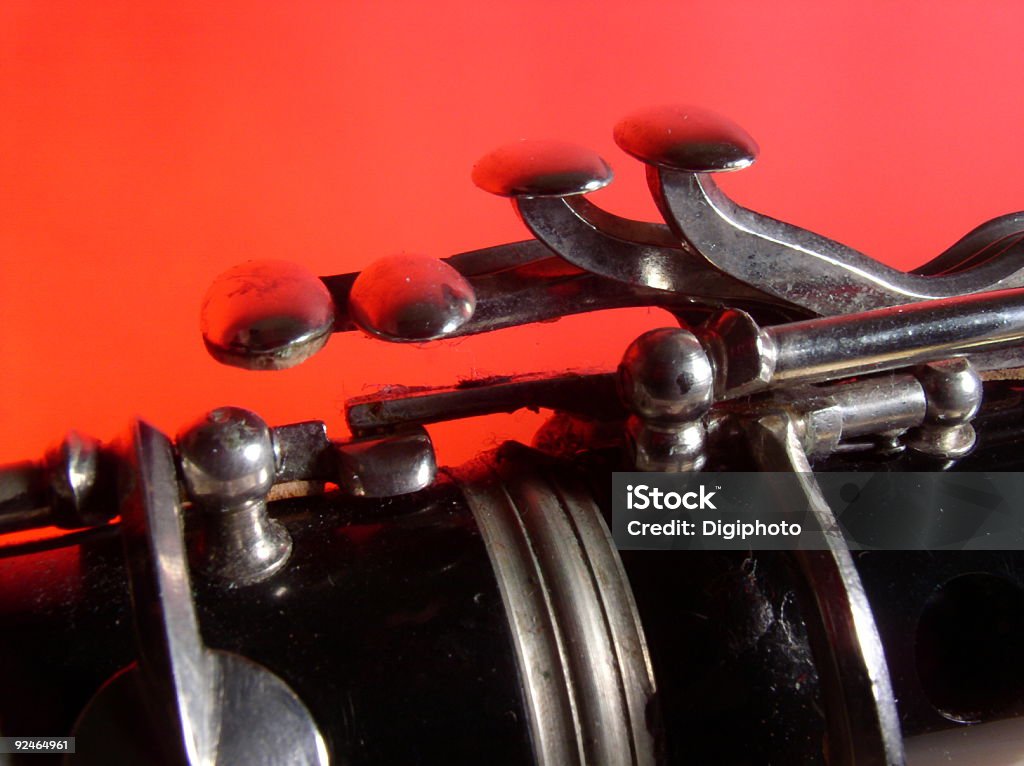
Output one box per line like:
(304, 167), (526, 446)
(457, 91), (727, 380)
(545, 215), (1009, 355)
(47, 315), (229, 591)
(454, 447), (657, 766)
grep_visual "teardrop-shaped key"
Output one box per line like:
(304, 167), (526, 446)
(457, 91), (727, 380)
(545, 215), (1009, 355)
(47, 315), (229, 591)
(472, 140), (613, 197)
(201, 260), (335, 370)
(614, 105), (759, 173)
(348, 254), (476, 341)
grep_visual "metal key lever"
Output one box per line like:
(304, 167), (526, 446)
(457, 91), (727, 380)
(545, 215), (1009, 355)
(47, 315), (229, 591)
(347, 370), (626, 436)
(615, 104), (1024, 315)
(202, 246), (801, 371)
(0, 432), (118, 533)
(200, 106), (1024, 372)
(473, 116), (1024, 315)
(71, 420), (328, 766)
(0, 416), (437, 537)
(345, 288), (1024, 438)
(909, 213), (1024, 276)
(739, 413), (905, 766)
(200, 131), (813, 372)
(470, 139), (776, 297)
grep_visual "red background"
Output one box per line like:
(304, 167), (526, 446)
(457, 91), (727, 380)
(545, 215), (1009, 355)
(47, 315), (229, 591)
(3, 2), (1024, 472)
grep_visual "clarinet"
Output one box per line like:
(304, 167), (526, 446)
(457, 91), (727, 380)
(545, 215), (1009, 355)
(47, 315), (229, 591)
(3, 105), (1024, 765)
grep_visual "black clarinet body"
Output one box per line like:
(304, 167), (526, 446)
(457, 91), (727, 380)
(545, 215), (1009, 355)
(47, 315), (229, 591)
(4, 106), (1024, 765)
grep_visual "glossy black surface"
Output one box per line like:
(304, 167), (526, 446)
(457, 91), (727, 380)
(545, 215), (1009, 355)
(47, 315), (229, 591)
(855, 553), (1024, 735)
(0, 477), (532, 766)
(819, 381), (1024, 750)
(597, 380), (1024, 763)
(622, 548), (827, 764)
(576, 449), (827, 765)
(2, 381), (1024, 764)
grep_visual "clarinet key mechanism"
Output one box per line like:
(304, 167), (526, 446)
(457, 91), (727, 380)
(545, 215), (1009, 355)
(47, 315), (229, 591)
(4, 106), (1024, 765)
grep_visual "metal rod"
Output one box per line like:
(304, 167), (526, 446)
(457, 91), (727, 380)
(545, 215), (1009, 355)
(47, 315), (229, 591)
(767, 288), (1024, 388)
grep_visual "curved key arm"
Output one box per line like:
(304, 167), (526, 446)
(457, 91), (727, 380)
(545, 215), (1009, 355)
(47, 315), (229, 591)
(614, 105), (1024, 315)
